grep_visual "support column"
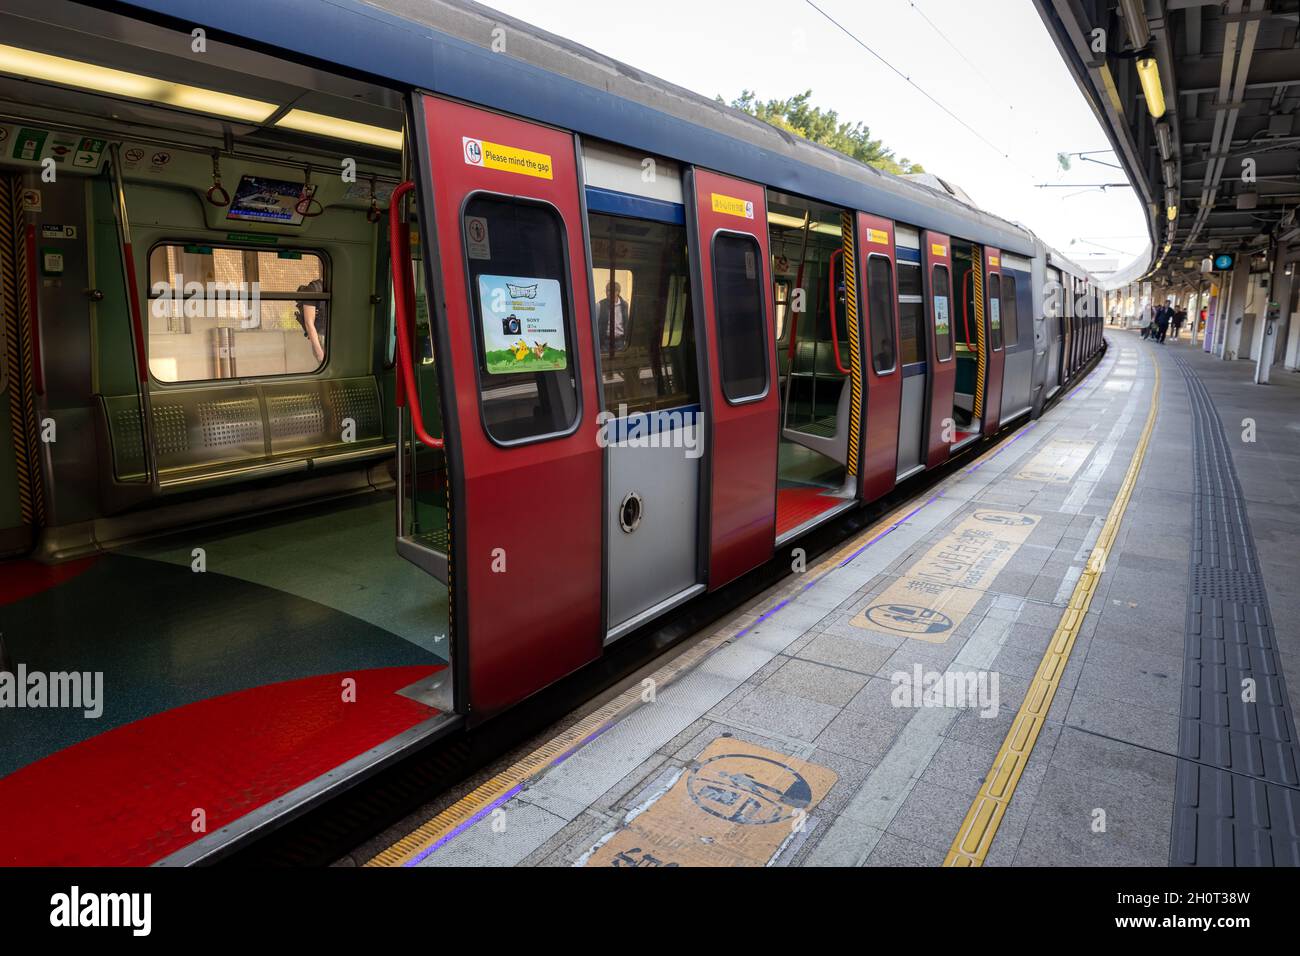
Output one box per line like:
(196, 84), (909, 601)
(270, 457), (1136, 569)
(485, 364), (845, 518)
(1256, 240), (1292, 385)
(1218, 257), (1250, 359)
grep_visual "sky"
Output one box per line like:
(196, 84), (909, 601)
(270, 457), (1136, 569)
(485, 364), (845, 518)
(481, 0), (1151, 273)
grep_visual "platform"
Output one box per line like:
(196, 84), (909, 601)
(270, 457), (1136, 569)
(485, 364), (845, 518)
(360, 333), (1300, 868)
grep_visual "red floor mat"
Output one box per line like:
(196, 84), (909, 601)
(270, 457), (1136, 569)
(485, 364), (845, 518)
(0, 556), (100, 606)
(0, 665), (441, 865)
(776, 486), (843, 536)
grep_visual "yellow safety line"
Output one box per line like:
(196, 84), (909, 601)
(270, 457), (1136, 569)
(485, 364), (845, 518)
(371, 356), (1112, 868)
(943, 352), (1160, 866)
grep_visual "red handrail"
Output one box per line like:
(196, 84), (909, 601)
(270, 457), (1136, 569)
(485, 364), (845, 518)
(388, 180), (444, 450)
(827, 248), (849, 375)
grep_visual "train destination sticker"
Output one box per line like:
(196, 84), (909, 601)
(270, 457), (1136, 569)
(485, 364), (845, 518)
(1016, 439), (1096, 483)
(866, 227), (890, 245)
(477, 273), (567, 373)
(710, 192), (754, 219)
(930, 243), (947, 257)
(852, 509), (1040, 642)
(462, 137), (553, 179)
(581, 739), (837, 867)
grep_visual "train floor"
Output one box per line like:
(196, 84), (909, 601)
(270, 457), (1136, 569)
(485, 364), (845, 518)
(0, 489), (450, 866)
(355, 334), (1300, 868)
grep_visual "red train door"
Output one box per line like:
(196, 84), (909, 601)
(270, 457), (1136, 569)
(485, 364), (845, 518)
(857, 213), (901, 501)
(689, 169), (779, 589)
(982, 247), (1006, 437)
(922, 232), (956, 468)
(408, 94), (602, 718)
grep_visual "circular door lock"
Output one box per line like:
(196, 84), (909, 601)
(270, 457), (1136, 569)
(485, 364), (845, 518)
(618, 491), (644, 534)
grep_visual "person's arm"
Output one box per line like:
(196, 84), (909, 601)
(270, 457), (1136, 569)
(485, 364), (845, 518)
(302, 303), (326, 363)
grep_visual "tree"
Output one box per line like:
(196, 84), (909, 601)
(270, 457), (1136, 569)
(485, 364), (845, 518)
(719, 89), (924, 175)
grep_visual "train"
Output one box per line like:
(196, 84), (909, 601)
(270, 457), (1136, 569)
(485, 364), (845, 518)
(0, 0), (1103, 864)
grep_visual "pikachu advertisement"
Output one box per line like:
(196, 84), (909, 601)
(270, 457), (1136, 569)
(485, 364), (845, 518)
(477, 273), (568, 374)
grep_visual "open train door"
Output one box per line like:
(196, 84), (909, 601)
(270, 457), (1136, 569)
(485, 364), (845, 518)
(857, 213), (902, 500)
(922, 232), (956, 468)
(981, 247), (1006, 437)
(688, 169), (779, 588)
(398, 94), (603, 720)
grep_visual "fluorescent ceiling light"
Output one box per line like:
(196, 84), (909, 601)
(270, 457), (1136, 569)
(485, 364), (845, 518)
(0, 42), (277, 123)
(1136, 57), (1166, 120)
(1155, 122), (1172, 161)
(275, 109), (403, 150)
(767, 211), (840, 236)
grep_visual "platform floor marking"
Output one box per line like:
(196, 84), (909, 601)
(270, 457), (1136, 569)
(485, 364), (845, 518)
(1014, 438), (1096, 483)
(369, 349), (1114, 868)
(368, 495), (925, 867)
(851, 509), (1039, 643)
(806, 347), (1122, 866)
(944, 355), (1161, 867)
(581, 739), (837, 867)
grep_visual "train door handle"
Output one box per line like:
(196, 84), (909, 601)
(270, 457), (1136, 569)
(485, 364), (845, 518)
(618, 491), (644, 534)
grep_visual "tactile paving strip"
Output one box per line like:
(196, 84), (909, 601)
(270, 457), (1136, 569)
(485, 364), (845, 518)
(1171, 353), (1300, 866)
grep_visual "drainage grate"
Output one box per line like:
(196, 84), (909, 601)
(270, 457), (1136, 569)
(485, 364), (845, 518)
(1171, 352), (1300, 866)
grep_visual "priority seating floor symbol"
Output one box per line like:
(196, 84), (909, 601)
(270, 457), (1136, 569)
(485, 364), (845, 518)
(686, 752), (812, 825)
(864, 602), (954, 635)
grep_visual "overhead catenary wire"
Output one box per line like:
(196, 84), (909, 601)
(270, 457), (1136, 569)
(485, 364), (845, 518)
(800, 0), (1024, 164)
(803, 0), (1040, 179)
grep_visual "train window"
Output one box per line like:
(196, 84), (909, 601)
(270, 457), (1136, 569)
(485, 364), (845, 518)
(146, 244), (329, 382)
(588, 212), (699, 414)
(897, 262), (925, 365)
(1002, 274), (1020, 346)
(463, 195), (580, 444)
(713, 232), (769, 403)
(931, 264), (953, 362)
(866, 255), (896, 373)
(987, 273), (1003, 351)
(591, 266), (634, 353)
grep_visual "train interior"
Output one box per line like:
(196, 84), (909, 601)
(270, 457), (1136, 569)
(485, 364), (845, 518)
(950, 239), (983, 444)
(0, 8), (454, 864)
(768, 191), (854, 537)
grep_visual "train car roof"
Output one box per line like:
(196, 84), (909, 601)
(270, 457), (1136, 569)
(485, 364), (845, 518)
(109, 0), (1049, 257)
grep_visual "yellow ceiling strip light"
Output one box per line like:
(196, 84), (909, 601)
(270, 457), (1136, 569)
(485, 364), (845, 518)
(1135, 56), (1166, 119)
(0, 43), (277, 123)
(767, 211), (841, 236)
(275, 109), (403, 151)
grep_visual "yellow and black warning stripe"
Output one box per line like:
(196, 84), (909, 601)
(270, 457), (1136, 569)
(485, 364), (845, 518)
(840, 210), (862, 478)
(0, 175), (44, 529)
(972, 245), (987, 420)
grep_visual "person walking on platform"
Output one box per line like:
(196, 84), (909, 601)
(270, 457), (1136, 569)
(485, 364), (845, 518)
(1171, 308), (1186, 340)
(1154, 305), (1170, 343)
(1139, 302), (1153, 339)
